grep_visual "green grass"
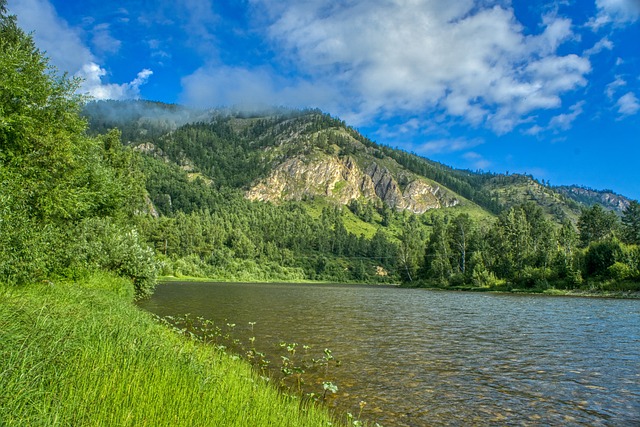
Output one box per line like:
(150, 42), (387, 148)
(0, 274), (339, 427)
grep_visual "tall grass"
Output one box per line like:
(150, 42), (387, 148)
(0, 274), (338, 426)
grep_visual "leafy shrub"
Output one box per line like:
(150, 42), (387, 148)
(584, 240), (623, 277)
(515, 266), (552, 289)
(69, 217), (158, 299)
(607, 262), (632, 280)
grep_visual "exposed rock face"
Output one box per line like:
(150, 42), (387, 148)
(366, 163), (403, 208)
(246, 155), (459, 214)
(246, 156), (376, 204)
(555, 186), (631, 213)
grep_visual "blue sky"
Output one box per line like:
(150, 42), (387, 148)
(8, 0), (640, 200)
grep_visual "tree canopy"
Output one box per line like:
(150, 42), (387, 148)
(0, 5), (155, 294)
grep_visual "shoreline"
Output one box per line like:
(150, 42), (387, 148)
(157, 276), (639, 298)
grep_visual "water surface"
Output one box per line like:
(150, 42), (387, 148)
(138, 282), (640, 426)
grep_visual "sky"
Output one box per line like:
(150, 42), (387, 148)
(7, 0), (640, 200)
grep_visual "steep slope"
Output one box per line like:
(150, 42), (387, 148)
(554, 185), (632, 214)
(245, 131), (460, 213)
(480, 174), (583, 223)
(82, 100), (632, 221)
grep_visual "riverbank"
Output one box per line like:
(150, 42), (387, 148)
(0, 273), (339, 427)
(406, 281), (640, 299)
(161, 275), (638, 298)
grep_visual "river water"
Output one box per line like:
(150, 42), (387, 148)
(138, 282), (640, 426)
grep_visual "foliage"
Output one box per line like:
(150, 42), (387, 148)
(578, 204), (619, 247)
(0, 5), (154, 295)
(621, 201), (640, 245)
(0, 278), (339, 426)
(67, 217), (158, 298)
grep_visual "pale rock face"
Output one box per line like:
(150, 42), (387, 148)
(246, 156), (372, 204)
(366, 163), (404, 208)
(246, 155), (459, 214)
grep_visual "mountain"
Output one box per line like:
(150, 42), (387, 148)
(78, 100), (639, 289)
(83, 100), (629, 222)
(553, 186), (632, 214)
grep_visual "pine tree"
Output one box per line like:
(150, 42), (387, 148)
(621, 201), (640, 245)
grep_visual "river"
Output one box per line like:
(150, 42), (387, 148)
(138, 282), (640, 426)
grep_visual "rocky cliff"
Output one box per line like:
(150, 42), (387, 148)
(246, 154), (459, 214)
(554, 186), (632, 213)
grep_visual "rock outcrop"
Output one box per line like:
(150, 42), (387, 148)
(246, 155), (459, 214)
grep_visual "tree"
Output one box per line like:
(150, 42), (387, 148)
(577, 205), (618, 247)
(448, 213), (473, 275)
(398, 217), (424, 282)
(1, 5), (91, 224)
(584, 240), (622, 277)
(492, 206), (532, 279)
(0, 4), (154, 289)
(621, 201), (640, 245)
(423, 216), (452, 284)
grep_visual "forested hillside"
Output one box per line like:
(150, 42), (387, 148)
(1, 0), (638, 293)
(79, 101), (640, 291)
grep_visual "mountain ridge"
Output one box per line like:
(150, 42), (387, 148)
(82, 100), (636, 220)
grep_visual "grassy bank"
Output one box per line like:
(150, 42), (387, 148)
(407, 279), (640, 299)
(0, 273), (338, 426)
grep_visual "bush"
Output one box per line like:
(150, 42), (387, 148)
(607, 262), (632, 280)
(515, 266), (552, 289)
(584, 240), (623, 277)
(69, 217), (158, 299)
(471, 267), (498, 288)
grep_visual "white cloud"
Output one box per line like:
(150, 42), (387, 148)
(8, 0), (152, 100)
(548, 101), (585, 131)
(463, 152), (491, 170)
(616, 92), (640, 116)
(8, 0), (93, 73)
(243, 0), (591, 133)
(417, 137), (484, 155)
(588, 0), (640, 29)
(77, 63), (153, 100)
(180, 65), (340, 110)
(584, 37), (614, 56)
(524, 124), (545, 136)
(91, 23), (122, 55)
(606, 76), (627, 99)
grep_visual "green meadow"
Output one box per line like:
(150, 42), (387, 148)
(0, 274), (339, 427)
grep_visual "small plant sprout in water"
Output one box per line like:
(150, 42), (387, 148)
(322, 381), (338, 401)
(287, 342), (298, 355)
(358, 401), (367, 419)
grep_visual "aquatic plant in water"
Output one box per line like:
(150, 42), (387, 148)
(159, 314), (344, 407)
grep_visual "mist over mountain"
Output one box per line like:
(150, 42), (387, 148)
(82, 100), (634, 221)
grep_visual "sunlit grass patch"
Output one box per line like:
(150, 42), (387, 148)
(0, 277), (339, 426)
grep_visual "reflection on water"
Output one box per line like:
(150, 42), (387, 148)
(138, 282), (640, 426)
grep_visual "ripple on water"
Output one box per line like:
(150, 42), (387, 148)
(139, 282), (640, 427)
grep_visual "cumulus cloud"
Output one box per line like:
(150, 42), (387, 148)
(616, 92), (640, 116)
(236, 0), (591, 133)
(77, 64), (153, 100)
(8, 0), (152, 100)
(588, 0), (640, 29)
